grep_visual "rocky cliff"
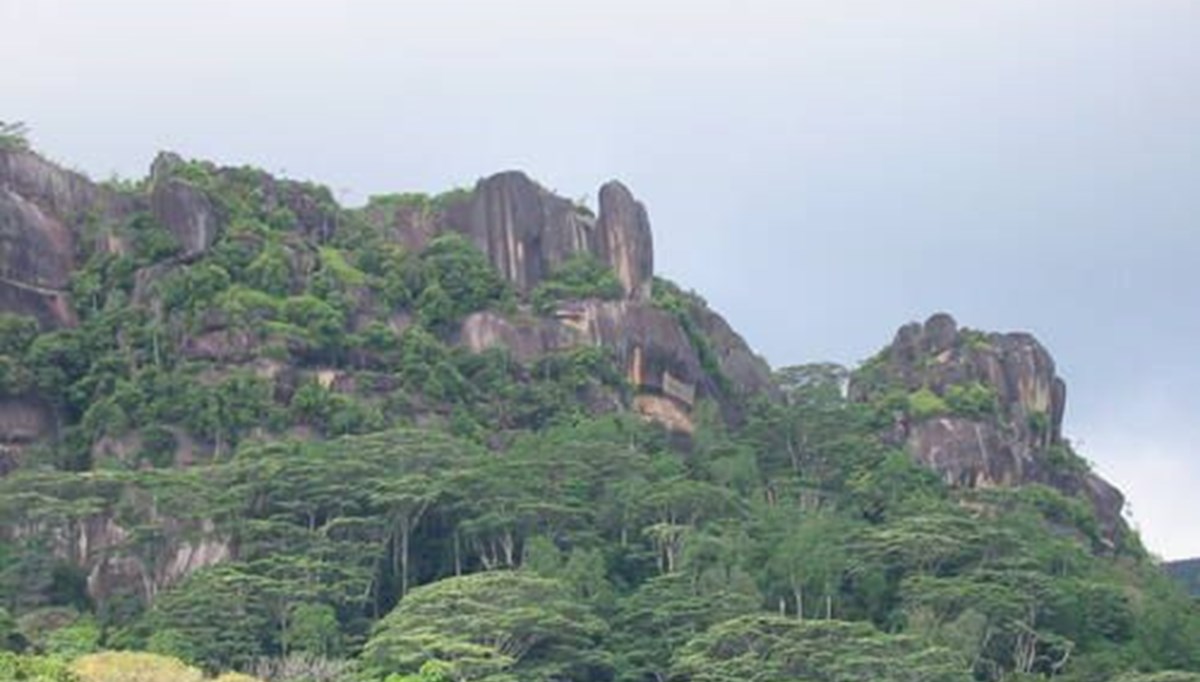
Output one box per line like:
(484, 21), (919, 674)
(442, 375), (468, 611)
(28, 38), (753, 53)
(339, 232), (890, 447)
(0, 147), (773, 600)
(850, 313), (1126, 542)
(0, 144), (1142, 603)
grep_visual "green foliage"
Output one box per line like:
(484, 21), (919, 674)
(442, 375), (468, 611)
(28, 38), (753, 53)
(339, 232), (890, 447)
(43, 614), (100, 658)
(671, 614), (970, 682)
(907, 387), (950, 420)
(1043, 443), (1092, 477)
(944, 382), (998, 419)
(245, 242), (293, 296)
(415, 233), (509, 332)
(530, 255), (624, 312)
(609, 573), (758, 682)
(0, 157), (1197, 682)
(124, 213), (182, 264)
(651, 278), (730, 394)
(0, 652), (76, 681)
(1113, 674), (1200, 682)
(0, 122), (31, 151)
(362, 571), (607, 682)
(286, 603), (342, 658)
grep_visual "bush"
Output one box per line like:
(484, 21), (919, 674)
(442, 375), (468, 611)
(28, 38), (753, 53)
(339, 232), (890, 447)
(0, 122), (31, 151)
(71, 651), (203, 682)
(0, 652), (76, 681)
(944, 382), (998, 420)
(416, 234), (509, 331)
(126, 214), (181, 264)
(907, 388), (949, 420)
(530, 254), (624, 312)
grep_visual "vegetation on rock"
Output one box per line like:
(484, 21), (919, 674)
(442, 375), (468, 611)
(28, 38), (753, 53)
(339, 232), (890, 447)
(0, 148), (1196, 682)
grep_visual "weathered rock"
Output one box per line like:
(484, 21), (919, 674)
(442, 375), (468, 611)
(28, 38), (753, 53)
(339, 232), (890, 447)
(0, 147), (109, 219)
(459, 298), (775, 430)
(693, 304), (777, 399)
(425, 172), (654, 300)
(73, 516), (230, 603)
(150, 176), (219, 257)
(0, 150), (90, 328)
(594, 181), (654, 300)
(851, 313), (1125, 541)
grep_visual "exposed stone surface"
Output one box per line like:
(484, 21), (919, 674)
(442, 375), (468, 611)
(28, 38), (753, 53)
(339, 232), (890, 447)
(851, 313), (1125, 541)
(151, 176), (219, 257)
(0, 149), (779, 601)
(458, 298), (775, 428)
(0, 150), (91, 328)
(594, 181), (654, 300)
(75, 516), (228, 602)
(395, 171), (656, 300)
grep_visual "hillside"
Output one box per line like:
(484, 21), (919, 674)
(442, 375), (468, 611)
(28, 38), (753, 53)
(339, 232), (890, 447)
(0, 135), (1198, 682)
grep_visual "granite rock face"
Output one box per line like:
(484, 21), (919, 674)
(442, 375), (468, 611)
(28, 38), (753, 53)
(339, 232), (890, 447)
(458, 295), (775, 431)
(448, 171), (654, 300)
(851, 313), (1125, 541)
(373, 171), (654, 300)
(149, 154), (220, 258)
(0, 148), (97, 327)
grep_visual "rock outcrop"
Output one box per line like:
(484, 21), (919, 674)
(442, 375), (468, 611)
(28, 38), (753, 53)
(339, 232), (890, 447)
(0, 148), (777, 602)
(850, 313), (1126, 541)
(149, 153), (220, 258)
(456, 172), (654, 301)
(372, 171), (654, 300)
(458, 300), (775, 432)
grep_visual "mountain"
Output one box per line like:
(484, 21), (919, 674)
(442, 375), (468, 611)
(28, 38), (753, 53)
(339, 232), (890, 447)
(1, 137), (1198, 682)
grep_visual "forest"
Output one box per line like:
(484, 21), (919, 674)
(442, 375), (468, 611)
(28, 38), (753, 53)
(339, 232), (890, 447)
(0, 141), (1198, 682)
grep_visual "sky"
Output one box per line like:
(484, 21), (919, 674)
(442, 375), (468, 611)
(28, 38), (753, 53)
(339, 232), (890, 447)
(1, 0), (1197, 558)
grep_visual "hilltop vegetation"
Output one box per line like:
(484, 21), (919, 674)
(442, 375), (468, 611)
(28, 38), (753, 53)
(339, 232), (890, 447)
(0, 144), (1197, 682)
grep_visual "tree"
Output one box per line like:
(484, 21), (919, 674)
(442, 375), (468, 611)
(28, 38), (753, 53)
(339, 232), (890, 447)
(361, 572), (607, 682)
(609, 573), (758, 682)
(671, 614), (970, 682)
(762, 512), (853, 620)
(142, 565), (272, 671)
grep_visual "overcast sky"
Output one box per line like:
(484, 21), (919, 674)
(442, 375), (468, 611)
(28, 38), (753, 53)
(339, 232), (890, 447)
(2, 0), (1197, 559)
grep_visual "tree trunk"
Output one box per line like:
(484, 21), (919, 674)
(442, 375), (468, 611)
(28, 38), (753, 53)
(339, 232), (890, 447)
(453, 530), (462, 576)
(400, 522), (411, 597)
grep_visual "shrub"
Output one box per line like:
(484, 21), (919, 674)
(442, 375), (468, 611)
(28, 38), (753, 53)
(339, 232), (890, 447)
(0, 122), (31, 151)
(71, 651), (203, 682)
(0, 652), (76, 681)
(944, 382), (998, 420)
(416, 234), (509, 331)
(530, 254), (624, 312)
(907, 388), (949, 420)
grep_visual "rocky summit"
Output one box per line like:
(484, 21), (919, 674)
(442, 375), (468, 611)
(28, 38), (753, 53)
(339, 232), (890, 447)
(850, 313), (1126, 542)
(0, 146), (771, 464)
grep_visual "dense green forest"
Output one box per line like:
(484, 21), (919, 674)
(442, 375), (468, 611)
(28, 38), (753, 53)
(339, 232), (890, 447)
(0, 142), (1198, 682)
